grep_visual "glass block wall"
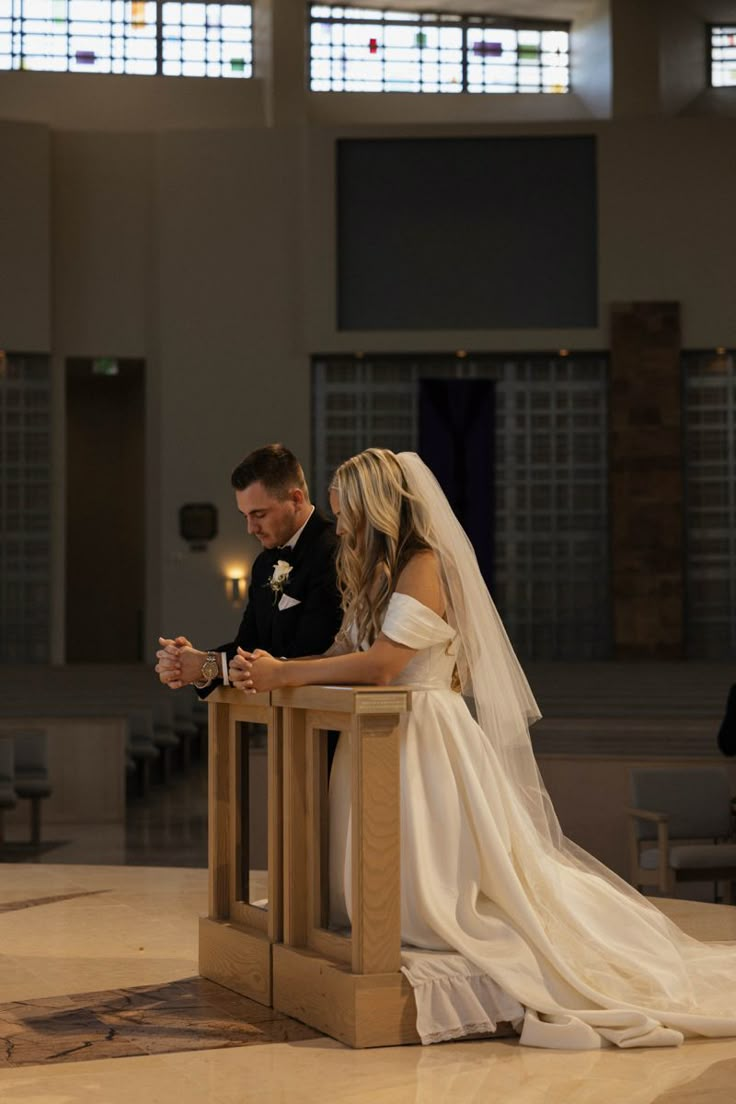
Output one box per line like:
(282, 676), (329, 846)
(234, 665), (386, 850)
(684, 350), (736, 659)
(313, 352), (609, 660)
(0, 352), (51, 663)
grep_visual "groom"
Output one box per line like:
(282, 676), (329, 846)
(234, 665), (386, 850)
(156, 444), (342, 695)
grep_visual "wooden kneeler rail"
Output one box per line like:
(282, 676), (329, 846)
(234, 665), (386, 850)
(199, 688), (282, 1006)
(271, 685), (419, 1048)
(200, 685), (519, 1047)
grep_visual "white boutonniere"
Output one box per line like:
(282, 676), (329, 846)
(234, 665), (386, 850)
(267, 559), (293, 604)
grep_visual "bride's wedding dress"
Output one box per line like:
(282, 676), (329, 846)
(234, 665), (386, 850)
(329, 590), (736, 1050)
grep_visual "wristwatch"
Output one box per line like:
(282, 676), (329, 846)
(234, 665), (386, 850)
(194, 651), (220, 688)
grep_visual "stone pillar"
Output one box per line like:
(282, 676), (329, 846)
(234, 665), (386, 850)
(254, 0), (308, 128)
(609, 0), (660, 118)
(609, 302), (683, 658)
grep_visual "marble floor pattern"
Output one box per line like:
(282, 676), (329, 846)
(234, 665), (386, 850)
(0, 863), (735, 1103)
(1, 977), (320, 1066)
(2, 768), (736, 1101)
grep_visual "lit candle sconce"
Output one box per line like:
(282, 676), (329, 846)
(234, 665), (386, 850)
(705, 347), (732, 374)
(225, 568), (248, 608)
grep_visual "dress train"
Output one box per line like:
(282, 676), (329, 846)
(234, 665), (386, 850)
(328, 592), (736, 1050)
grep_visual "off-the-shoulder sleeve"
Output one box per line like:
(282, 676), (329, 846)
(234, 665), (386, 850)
(381, 592), (456, 650)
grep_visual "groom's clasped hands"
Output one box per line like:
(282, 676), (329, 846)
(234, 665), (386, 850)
(229, 647), (283, 694)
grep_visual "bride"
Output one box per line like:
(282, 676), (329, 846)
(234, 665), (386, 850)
(230, 448), (736, 1050)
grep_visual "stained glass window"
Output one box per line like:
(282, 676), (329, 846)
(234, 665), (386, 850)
(710, 25), (736, 87)
(309, 5), (569, 94)
(0, 0), (252, 77)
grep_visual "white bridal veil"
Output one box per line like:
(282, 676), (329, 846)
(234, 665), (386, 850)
(395, 451), (736, 1047)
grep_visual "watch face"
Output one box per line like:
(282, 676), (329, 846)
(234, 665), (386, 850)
(202, 657), (219, 679)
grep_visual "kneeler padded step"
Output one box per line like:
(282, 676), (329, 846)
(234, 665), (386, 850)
(272, 945), (518, 1049)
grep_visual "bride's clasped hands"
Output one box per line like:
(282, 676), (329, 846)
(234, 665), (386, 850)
(229, 646), (284, 693)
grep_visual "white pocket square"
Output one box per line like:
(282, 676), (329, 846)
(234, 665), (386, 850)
(278, 593), (301, 611)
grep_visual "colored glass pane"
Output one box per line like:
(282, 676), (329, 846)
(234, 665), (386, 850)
(711, 25), (736, 86)
(308, 6), (570, 94)
(1, 0), (251, 74)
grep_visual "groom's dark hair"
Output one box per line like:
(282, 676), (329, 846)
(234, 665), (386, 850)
(231, 443), (309, 500)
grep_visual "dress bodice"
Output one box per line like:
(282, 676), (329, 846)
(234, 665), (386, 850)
(380, 592), (457, 690)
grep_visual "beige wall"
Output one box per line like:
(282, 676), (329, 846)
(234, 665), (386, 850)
(0, 70), (265, 131)
(1, 0), (735, 654)
(0, 120), (51, 350)
(53, 132), (153, 357)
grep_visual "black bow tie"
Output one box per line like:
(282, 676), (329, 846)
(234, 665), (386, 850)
(268, 546), (292, 563)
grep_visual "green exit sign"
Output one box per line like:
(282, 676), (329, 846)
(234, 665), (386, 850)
(92, 357), (119, 376)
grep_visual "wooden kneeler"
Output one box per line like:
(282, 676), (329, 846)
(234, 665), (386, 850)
(271, 685), (419, 1048)
(199, 688), (282, 1006)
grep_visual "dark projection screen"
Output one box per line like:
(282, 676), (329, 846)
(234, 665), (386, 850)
(337, 136), (597, 330)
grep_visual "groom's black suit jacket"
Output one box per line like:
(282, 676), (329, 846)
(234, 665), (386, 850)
(199, 509), (342, 697)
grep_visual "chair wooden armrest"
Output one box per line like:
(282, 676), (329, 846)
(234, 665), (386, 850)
(625, 807), (669, 823)
(625, 809), (671, 893)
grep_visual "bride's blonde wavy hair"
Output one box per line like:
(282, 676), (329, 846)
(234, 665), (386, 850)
(330, 448), (432, 649)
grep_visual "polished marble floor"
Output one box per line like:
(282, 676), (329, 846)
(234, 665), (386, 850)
(0, 862), (735, 1102)
(2, 768), (736, 1101)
